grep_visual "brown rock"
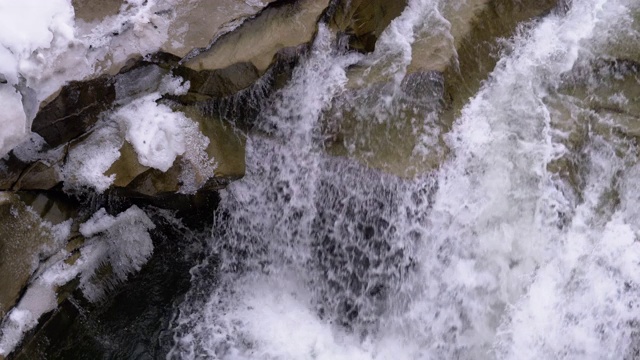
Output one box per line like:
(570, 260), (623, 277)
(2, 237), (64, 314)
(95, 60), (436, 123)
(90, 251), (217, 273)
(440, 0), (558, 115)
(12, 161), (61, 190)
(163, 0), (279, 58)
(329, 0), (407, 52)
(72, 0), (123, 22)
(32, 76), (116, 148)
(184, 0), (330, 73)
(173, 62), (261, 98)
(0, 193), (66, 316)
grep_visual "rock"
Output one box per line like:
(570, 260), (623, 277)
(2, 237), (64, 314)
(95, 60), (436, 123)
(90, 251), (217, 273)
(72, 0), (123, 22)
(4, 52), (252, 195)
(9, 200), (214, 359)
(181, 106), (246, 181)
(114, 105), (246, 196)
(163, 0), (279, 58)
(328, 0), (408, 52)
(191, 44), (307, 130)
(12, 161), (61, 191)
(114, 63), (170, 103)
(0, 193), (73, 317)
(17, 192), (79, 226)
(546, 59), (640, 201)
(0, 155), (26, 191)
(183, 0), (330, 74)
(439, 0), (558, 114)
(76, 101), (246, 196)
(105, 142), (150, 189)
(323, 71), (447, 178)
(31, 76), (116, 148)
(173, 61), (261, 99)
(321, 0), (561, 179)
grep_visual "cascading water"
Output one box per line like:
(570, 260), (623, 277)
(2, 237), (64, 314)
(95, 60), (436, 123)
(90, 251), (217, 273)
(168, 0), (640, 359)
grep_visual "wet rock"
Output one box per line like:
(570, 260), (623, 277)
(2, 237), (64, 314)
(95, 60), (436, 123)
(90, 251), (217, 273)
(328, 0), (407, 52)
(322, 0), (561, 179)
(546, 58), (640, 202)
(12, 161), (62, 191)
(0, 193), (74, 317)
(11, 206), (209, 360)
(32, 54), (176, 138)
(17, 192), (79, 227)
(164, 0), (279, 58)
(173, 61), (261, 99)
(440, 0), (558, 114)
(105, 142), (151, 189)
(183, 0), (329, 74)
(192, 44), (307, 130)
(6, 53), (248, 195)
(99, 103), (245, 196)
(562, 59), (640, 122)
(323, 71), (447, 178)
(0, 156), (26, 191)
(31, 76), (116, 148)
(180, 107), (246, 181)
(72, 0), (123, 23)
(114, 63), (169, 103)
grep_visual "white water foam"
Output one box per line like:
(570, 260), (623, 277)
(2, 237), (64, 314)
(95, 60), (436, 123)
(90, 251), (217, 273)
(167, 0), (640, 358)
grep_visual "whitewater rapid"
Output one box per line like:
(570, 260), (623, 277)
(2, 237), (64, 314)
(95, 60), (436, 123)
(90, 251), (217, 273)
(168, 0), (640, 359)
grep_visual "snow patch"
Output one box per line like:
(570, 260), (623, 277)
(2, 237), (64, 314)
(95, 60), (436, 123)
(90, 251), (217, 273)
(117, 94), (191, 172)
(0, 0), (75, 86)
(78, 206), (155, 299)
(61, 123), (124, 192)
(0, 84), (28, 156)
(0, 206), (154, 357)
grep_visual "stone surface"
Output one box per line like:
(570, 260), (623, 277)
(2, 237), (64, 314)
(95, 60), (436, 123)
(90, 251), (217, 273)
(31, 76), (116, 148)
(72, 0), (123, 22)
(324, 71), (447, 178)
(173, 61), (261, 99)
(98, 101), (245, 196)
(192, 44), (307, 130)
(181, 107), (246, 181)
(440, 0), (558, 115)
(322, 0), (561, 179)
(329, 0), (407, 52)
(184, 0), (330, 73)
(0, 193), (69, 317)
(545, 59), (640, 199)
(7, 54), (249, 195)
(164, 0), (279, 58)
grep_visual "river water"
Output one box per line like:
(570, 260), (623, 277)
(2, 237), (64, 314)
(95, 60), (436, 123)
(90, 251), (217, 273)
(164, 0), (640, 359)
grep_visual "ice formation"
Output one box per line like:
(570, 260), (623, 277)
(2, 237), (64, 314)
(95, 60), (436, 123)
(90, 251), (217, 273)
(0, 206), (154, 357)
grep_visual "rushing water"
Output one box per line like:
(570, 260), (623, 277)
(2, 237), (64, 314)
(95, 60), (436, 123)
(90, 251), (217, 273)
(166, 0), (640, 359)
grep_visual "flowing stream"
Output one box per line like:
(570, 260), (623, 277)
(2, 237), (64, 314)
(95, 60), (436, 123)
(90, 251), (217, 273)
(156, 0), (640, 358)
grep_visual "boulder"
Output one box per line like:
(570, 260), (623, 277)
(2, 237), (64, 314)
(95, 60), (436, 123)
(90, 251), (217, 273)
(31, 76), (116, 148)
(173, 61), (261, 99)
(545, 59), (640, 201)
(328, 0), (407, 52)
(321, 0), (562, 179)
(163, 0), (279, 58)
(439, 0), (558, 114)
(71, 0), (123, 22)
(183, 0), (330, 74)
(6, 54), (248, 195)
(191, 44), (307, 130)
(0, 193), (75, 317)
(324, 71), (447, 178)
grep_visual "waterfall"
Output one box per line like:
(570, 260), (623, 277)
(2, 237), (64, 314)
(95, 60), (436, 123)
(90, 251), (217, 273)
(164, 0), (640, 359)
